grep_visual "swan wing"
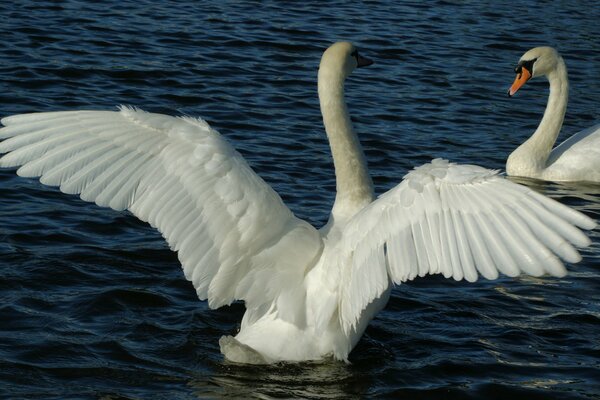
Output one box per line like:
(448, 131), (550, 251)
(547, 122), (600, 181)
(0, 107), (322, 317)
(338, 158), (595, 334)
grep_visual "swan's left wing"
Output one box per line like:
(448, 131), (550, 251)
(338, 158), (596, 334)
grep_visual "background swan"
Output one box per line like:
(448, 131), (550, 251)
(507, 46), (600, 182)
(0, 42), (595, 364)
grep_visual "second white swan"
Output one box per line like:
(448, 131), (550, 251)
(0, 42), (595, 364)
(507, 46), (600, 182)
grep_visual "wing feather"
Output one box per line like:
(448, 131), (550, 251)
(452, 208), (478, 282)
(444, 182), (478, 282)
(412, 221), (431, 278)
(513, 200), (579, 263)
(0, 107), (323, 317)
(464, 213), (498, 280)
(520, 195), (591, 248)
(441, 202), (463, 281)
(337, 159), (595, 334)
(477, 212), (519, 277)
(40, 141), (115, 186)
(81, 151), (141, 205)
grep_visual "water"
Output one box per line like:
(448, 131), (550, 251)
(1, 1), (599, 398)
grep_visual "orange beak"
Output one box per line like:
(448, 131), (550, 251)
(508, 67), (532, 97)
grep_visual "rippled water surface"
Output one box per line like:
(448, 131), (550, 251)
(1, 1), (599, 399)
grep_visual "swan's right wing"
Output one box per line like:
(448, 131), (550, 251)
(337, 159), (595, 334)
(0, 107), (323, 320)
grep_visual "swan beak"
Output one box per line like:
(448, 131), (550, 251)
(356, 55), (373, 68)
(508, 67), (532, 97)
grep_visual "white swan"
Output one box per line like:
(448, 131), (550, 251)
(507, 46), (600, 182)
(0, 42), (596, 364)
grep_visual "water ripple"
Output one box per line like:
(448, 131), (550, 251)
(1, 0), (599, 398)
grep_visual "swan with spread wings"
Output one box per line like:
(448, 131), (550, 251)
(0, 42), (595, 364)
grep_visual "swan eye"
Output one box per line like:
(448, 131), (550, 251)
(515, 58), (537, 75)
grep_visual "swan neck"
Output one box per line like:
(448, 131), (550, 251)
(508, 57), (568, 176)
(531, 59), (568, 159)
(318, 69), (374, 222)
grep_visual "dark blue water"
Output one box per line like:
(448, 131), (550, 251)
(1, 1), (599, 398)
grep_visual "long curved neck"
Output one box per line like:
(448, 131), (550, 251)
(508, 57), (568, 175)
(318, 68), (374, 223)
(530, 59), (569, 161)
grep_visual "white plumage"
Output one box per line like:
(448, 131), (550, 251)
(0, 42), (595, 363)
(507, 46), (600, 182)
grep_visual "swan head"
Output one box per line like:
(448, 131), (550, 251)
(508, 46), (561, 97)
(319, 42), (373, 80)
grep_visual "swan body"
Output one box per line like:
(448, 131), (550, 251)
(0, 42), (596, 364)
(507, 46), (600, 182)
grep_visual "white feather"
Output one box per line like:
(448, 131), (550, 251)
(337, 160), (594, 334)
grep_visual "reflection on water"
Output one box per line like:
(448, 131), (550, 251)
(190, 360), (366, 399)
(509, 176), (600, 228)
(508, 175), (600, 202)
